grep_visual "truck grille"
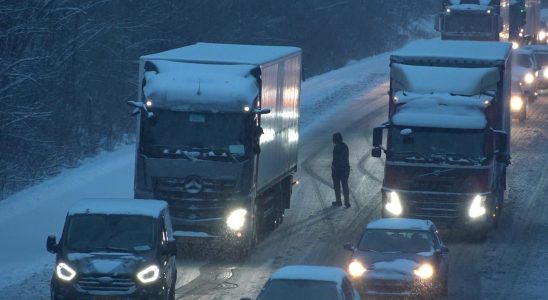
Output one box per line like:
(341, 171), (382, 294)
(78, 275), (134, 292)
(153, 176), (236, 222)
(403, 193), (470, 224)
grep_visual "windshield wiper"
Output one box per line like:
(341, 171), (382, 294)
(89, 246), (132, 253)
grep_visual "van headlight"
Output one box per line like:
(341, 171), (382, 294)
(56, 262), (76, 281)
(510, 96), (524, 111)
(414, 263), (434, 279)
(524, 73), (535, 84)
(385, 191), (403, 216)
(227, 208), (247, 231)
(137, 265), (160, 284)
(348, 260), (367, 278)
(468, 195), (487, 218)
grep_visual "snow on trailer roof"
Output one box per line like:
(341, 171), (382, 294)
(367, 218), (433, 231)
(391, 92), (489, 129)
(143, 60), (259, 111)
(270, 265), (347, 285)
(141, 42), (301, 66)
(68, 198), (167, 218)
(391, 40), (511, 67)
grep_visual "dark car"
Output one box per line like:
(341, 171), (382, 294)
(251, 265), (361, 300)
(344, 218), (449, 298)
(47, 198), (177, 300)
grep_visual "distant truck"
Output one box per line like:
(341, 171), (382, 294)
(372, 40), (512, 239)
(128, 43), (302, 254)
(436, 0), (503, 41)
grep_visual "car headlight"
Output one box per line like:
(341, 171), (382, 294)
(543, 68), (548, 79)
(385, 191), (403, 216)
(226, 208), (247, 231)
(512, 41), (519, 49)
(524, 73), (535, 84)
(137, 265), (160, 284)
(414, 263), (434, 279)
(539, 30), (546, 41)
(510, 96), (524, 111)
(348, 260), (367, 278)
(56, 262), (76, 281)
(468, 195), (487, 218)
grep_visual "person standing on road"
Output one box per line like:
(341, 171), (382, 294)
(331, 132), (351, 208)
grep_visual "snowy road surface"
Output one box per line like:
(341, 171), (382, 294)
(1, 48), (548, 299)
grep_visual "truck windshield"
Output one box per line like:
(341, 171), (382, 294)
(445, 14), (493, 33)
(533, 53), (548, 66)
(388, 126), (487, 165)
(141, 110), (251, 161)
(65, 214), (156, 253)
(358, 229), (434, 253)
(515, 54), (532, 68)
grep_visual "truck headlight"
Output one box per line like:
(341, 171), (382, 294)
(524, 73), (535, 84)
(543, 68), (548, 79)
(414, 263), (434, 279)
(56, 262), (76, 281)
(137, 265), (160, 284)
(468, 195), (487, 218)
(348, 260), (367, 278)
(385, 191), (402, 216)
(512, 41), (519, 49)
(510, 96), (524, 111)
(227, 208), (247, 231)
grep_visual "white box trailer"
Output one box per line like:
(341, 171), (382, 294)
(130, 43), (301, 253)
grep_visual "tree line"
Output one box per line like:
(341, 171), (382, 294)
(0, 0), (437, 199)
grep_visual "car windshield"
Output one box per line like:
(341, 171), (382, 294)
(388, 126), (487, 165)
(65, 214), (156, 253)
(257, 279), (341, 300)
(515, 54), (532, 68)
(445, 13), (492, 33)
(141, 110), (251, 161)
(533, 53), (548, 66)
(358, 229), (434, 253)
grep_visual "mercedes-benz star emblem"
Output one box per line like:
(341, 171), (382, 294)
(184, 176), (203, 194)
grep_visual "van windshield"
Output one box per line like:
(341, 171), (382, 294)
(65, 214), (156, 253)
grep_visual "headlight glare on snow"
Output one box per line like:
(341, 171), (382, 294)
(510, 96), (524, 111)
(348, 260), (367, 277)
(414, 263), (434, 279)
(524, 73), (535, 84)
(468, 195), (487, 218)
(56, 262), (76, 281)
(385, 191), (403, 216)
(137, 265), (160, 284)
(226, 208), (247, 231)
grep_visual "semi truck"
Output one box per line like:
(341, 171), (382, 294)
(128, 43), (302, 254)
(371, 40), (512, 239)
(436, 0), (503, 41)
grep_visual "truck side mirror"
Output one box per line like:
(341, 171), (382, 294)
(252, 108), (271, 114)
(495, 130), (508, 154)
(47, 235), (57, 254)
(435, 14), (441, 32)
(165, 240), (178, 256)
(371, 147), (382, 158)
(372, 127), (384, 147)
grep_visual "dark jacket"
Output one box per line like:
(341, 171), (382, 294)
(332, 142), (350, 174)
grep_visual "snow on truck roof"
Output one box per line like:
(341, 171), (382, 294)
(391, 63), (500, 96)
(392, 92), (488, 129)
(270, 265), (347, 285)
(141, 42), (301, 65)
(367, 218), (433, 231)
(391, 40), (511, 67)
(143, 60), (259, 111)
(68, 198), (167, 218)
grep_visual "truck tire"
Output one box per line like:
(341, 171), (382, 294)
(519, 106), (527, 123)
(236, 204), (259, 258)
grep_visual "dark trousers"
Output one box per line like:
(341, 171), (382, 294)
(332, 169), (349, 204)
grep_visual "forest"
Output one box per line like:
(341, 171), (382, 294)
(0, 0), (437, 199)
